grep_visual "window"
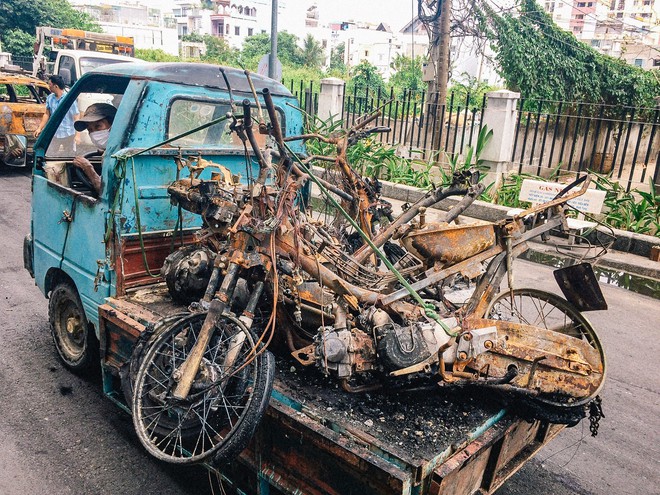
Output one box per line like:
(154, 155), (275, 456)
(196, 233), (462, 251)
(575, 14), (584, 19)
(168, 98), (281, 149)
(226, 24), (230, 34)
(235, 26), (240, 35)
(591, 39), (601, 47)
(577, 2), (586, 6)
(58, 55), (78, 86)
(248, 28), (253, 36)
(653, 58), (660, 67)
(634, 58), (644, 67)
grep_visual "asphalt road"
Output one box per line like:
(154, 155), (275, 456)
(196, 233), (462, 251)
(1, 167), (658, 495)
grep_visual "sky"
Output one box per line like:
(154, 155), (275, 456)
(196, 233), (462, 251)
(283, 0), (420, 32)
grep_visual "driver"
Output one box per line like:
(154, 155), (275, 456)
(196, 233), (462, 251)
(72, 103), (116, 194)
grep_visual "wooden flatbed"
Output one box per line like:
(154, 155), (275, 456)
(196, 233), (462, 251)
(97, 284), (565, 495)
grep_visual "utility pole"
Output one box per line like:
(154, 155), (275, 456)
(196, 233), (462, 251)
(269, 0), (278, 80)
(430, 0), (451, 152)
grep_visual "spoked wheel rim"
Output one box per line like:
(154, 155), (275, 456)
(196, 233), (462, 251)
(132, 312), (270, 464)
(486, 288), (606, 407)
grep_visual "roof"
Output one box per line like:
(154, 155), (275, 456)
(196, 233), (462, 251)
(0, 70), (48, 87)
(85, 62), (294, 98)
(54, 50), (138, 63)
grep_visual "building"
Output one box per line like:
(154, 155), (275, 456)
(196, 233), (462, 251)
(73, 1), (179, 55)
(209, 0), (275, 48)
(172, 1), (212, 38)
(543, 0), (660, 68)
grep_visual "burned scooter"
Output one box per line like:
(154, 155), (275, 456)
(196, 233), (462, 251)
(130, 85), (606, 467)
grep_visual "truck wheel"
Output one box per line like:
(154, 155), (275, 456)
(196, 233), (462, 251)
(49, 282), (98, 372)
(132, 312), (274, 465)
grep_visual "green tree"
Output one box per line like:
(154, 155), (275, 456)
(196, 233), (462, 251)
(240, 31), (303, 68)
(389, 54), (424, 98)
(0, 0), (99, 56)
(478, 0), (660, 108)
(300, 34), (324, 69)
(201, 35), (239, 65)
(346, 60), (386, 96)
(330, 43), (345, 68)
(2, 29), (36, 57)
(135, 48), (179, 62)
(449, 73), (498, 109)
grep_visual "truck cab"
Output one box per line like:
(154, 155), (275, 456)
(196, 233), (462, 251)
(25, 62), (303, 369)
(47, 49), (139, 88)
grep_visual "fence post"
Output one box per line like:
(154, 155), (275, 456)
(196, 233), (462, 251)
(317, 77), (345, 122)
(480, 90), (520, 186)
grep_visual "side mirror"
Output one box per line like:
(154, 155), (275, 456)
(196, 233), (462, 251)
(2, 134), (28, 167)
(59, 68), (71, 87)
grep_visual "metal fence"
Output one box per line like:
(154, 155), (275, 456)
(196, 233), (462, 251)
(284, 80), (660, 190)
(341, 86), (487, 161)
(10, 55), (33, 72)
(511, 99), (660, 191)
(282, 79), (488, 162)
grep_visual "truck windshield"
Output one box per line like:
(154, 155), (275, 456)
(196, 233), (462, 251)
(79, 57), (133, 75)
(168, 98), (281, 149)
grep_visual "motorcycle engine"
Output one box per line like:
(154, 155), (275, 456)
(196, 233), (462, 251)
(314, 308), (456, 379)
(371, 309), (454, 372)
(161, 245), (215, 304)
(315, 327), (376, 378)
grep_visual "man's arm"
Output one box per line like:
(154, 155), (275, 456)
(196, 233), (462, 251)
(34, 108), (51, 138)
(72, 156), (102, 194)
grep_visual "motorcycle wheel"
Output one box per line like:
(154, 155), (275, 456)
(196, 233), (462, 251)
(131, 312), (274, 465)
(486, 288), (606, 408)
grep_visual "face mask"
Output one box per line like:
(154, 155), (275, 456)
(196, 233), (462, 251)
(89, 128), (110, 149)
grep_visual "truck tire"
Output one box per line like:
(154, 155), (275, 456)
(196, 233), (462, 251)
(48, 282), (98, 372)
(132, 312), (274, 465)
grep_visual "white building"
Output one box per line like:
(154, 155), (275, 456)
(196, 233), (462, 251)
(73, 1), (179, 55)
(543, 0), (660, 68)
(208, 0), (279, 48)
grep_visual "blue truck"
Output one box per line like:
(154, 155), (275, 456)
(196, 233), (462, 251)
(24, 62), (581, 494)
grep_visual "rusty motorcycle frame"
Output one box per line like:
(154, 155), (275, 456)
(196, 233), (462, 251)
(129, 85), (606, 467)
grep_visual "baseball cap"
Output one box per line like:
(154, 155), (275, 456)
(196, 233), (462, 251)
(74, 103), (117, 132)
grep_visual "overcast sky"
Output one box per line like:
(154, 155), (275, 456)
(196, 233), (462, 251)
(284, 0), (420, 31)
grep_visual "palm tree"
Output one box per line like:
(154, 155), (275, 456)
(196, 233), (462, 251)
(300, 34), (324, 69)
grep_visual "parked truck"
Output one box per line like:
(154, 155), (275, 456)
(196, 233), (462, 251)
(24, 62), (604, 494)
(32, 26), (137, 87)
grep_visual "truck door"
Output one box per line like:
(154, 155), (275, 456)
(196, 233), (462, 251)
(31, 74), (129, 331)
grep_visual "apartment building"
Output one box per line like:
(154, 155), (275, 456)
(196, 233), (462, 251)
(73, 2), (179, 54)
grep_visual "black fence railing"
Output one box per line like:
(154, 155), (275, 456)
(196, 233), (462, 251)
(10, 55), (33, 72)
(512, 98), (660, 191)
(284, 79), (319, 117)
(338, 85), (487, 161)
(281, 80), (488, 161)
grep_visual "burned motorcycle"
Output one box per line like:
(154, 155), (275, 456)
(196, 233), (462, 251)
(130, 89), (606, 467)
